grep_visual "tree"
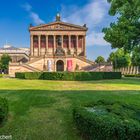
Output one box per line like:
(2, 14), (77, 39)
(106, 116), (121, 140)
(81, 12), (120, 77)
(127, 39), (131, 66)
(103, 0), (140, 52)
(0, 54), (11, 72)
(131, 46), (140, 66)
(95, 56), (105, 64)
(107, 49), (131, 68)
(107, 52), (115, 63)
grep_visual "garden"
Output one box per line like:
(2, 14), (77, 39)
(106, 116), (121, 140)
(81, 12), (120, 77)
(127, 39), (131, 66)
(0, 77), (139, 140)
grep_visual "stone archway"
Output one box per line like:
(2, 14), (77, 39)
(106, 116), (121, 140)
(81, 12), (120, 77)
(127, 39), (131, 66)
(56, 60), (64, 71)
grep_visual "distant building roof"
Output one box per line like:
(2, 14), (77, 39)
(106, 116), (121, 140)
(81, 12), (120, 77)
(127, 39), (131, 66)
(0, 45), (30, 55)
(0, 46), (20, 50)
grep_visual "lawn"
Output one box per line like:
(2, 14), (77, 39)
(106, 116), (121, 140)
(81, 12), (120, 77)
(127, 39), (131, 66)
(0, 78), (140, 140)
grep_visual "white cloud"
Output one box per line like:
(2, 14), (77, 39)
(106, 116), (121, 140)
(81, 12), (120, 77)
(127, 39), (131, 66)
(22, 3), (45, 25)
(22, 3), (32, 12)
(30, 12), (45, 25)
(87, 31), (110, 46)
(61, 0), (110, 47)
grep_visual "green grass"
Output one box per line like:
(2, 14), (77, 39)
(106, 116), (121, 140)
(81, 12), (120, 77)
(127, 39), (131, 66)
(0, 78), (140, 140)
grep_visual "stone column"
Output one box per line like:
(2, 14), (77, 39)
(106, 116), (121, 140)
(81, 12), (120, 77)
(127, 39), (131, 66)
(69, 35), (71, 49)
(61, 35), (63, 48)
(46, 35), (48, 55)
(83, 36), (86, 57)
(81, 36), (83, 49)
(54, 35), (56, 55)
(30, 35), (34, 56)
(38, 35), (41, 56)
(76, 36), (79, 55)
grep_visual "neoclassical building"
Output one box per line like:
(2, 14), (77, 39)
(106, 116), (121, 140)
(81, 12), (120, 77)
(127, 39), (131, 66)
(9, 14), (94, 76)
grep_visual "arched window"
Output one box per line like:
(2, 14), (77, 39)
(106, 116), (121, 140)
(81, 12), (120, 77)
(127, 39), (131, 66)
(56, 60), (64, 71)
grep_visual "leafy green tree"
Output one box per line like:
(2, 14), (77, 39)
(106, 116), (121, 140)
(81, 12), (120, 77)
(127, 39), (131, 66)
(107, 52), (115, 63)
(108, 49), (131, 68)
(131, 46), (140, 66)
(95, 56), (105, 64)
(103, 0), (140, 52)
(0, 54), (11, 71)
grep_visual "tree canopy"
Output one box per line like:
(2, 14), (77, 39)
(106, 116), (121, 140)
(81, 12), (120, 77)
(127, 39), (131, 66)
(131, 46), (140, 66)
(0, 54), (11, 70)
(107, 49), (131, 68)
(103, 0), (140, 52)
(95, 56), (105, 64)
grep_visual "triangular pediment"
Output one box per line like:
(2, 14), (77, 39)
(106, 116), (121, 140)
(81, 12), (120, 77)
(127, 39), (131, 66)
(30, 21), (87, 31)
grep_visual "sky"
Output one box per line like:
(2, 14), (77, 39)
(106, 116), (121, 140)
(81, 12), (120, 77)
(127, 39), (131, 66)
(0, 0), (117, 61)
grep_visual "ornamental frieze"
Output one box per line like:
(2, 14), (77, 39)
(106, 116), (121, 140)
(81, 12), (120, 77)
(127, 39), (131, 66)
(31, 23), (86, 31)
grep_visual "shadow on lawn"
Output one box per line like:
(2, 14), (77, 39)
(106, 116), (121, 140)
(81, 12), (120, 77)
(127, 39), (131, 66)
(77, 78), (140, 85)
(0, 89), (139, 110)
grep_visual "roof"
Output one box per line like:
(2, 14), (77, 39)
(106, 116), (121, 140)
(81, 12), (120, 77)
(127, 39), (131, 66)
(0, 46), (20, 50)
(29, 21), (88, 31)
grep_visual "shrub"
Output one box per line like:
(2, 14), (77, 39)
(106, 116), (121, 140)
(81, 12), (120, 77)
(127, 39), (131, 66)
(136, 75), (140, 78)
(0, 97), (8, 125)
(124, 74), (140, 78)
(103, 72), (122, 79)
(15, 72), (122, 81)
(15, 72), (25, 79)
(42, 72), (64, 80)
(24, 72), (43, 80)
(73, 100), (140, 140)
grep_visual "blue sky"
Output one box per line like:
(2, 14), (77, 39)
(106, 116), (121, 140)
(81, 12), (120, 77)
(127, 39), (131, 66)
(0, 0), (116, 60)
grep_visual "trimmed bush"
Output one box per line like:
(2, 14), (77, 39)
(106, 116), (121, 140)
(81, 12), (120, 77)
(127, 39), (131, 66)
(15, 72), (25, 79)
(15, 72), (122, 81)
(0, 97), (8, 125)
(24, 72), (43, 79)
(124, 74), (140, 78)
(42, 72), (65, 80)
(73, 100), (140, 140)
(103, 72), (122, 79)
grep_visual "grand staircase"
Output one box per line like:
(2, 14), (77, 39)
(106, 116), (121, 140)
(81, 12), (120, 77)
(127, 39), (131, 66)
(20, 56), (95, 72)
(75, 56), (95, 65)
(22, 64), (41, 72)
(27, 56), (44, 64)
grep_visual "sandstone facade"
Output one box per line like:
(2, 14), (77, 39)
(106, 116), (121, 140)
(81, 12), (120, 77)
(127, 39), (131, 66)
(9, 14), (95, 77)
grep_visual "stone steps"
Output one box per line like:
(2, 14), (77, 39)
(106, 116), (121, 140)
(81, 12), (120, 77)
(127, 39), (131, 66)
(22, 64), (41, 72)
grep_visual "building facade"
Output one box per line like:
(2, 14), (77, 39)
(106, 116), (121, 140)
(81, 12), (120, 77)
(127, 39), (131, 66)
(0, 45), (29, 63)
(9, 14), (95, 76)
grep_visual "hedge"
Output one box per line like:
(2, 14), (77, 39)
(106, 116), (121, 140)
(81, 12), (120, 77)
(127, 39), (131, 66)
(0, 97), (8, 125)
(124, 74), (140, 78)
(73, 100), (140, 140)
(15, 72), (122, 81)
